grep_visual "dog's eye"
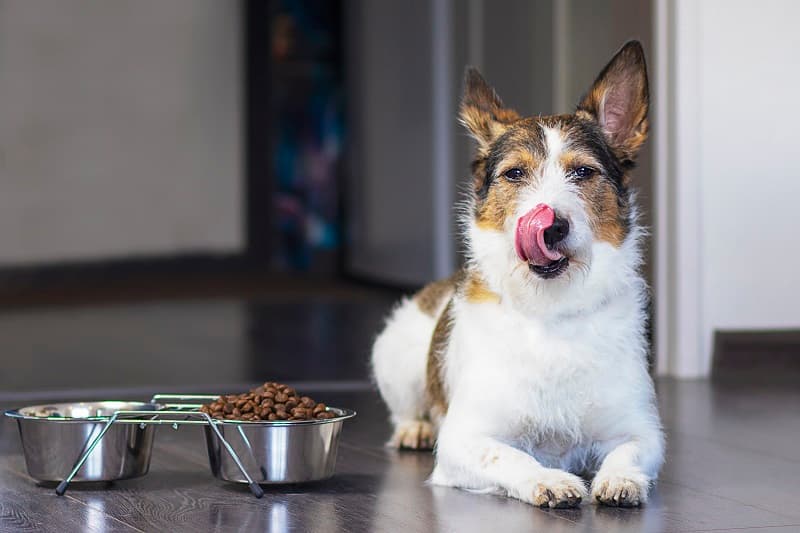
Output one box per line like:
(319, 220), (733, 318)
(571, 166), (596, 180)
(503, 168), (525, 182)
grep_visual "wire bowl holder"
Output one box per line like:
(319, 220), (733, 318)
(5, 394), (356, 499)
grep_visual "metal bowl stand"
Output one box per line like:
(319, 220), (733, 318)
(55, 394), (265, 498)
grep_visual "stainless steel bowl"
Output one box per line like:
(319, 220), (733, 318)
(204, 407), (356, 484)
(5, 401), (159, 482)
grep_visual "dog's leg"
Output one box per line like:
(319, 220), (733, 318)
(372, 298), (438, 450)
(591, 425), (664, 507)
(431, 430), (587, 508)
(388, 419), (436, 450)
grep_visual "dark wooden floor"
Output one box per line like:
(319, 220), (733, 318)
(2, 381), (799, 533)
(1, 294), (799, 532)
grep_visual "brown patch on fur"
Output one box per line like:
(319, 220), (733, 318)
(464, 272), (500, 304)
(474, 148), (537, 230)
(475, 178), (519, 231)
(580, 177), (628, 247)
(417, 270), (466, 421)
(425, 298), (453, 421)
(414, 273), (460, 317)
(460, 68), (520, 152)
(559, 149), (599, 172)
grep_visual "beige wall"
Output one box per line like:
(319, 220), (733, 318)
(0, 0), (242, 266)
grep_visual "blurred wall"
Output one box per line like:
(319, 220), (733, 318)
(344, 0), (438, 286)
(658, 0), (800, 376)
(0, 0), (242, 266)
(699, 1), (800, 331)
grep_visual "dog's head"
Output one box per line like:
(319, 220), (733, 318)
(461, 41), (649, 310)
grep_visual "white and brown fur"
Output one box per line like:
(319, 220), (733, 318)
(372, 41), (664, 508)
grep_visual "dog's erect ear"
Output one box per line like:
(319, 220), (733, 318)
(460, 68), (520, 152)
(578, 41), (649, 162)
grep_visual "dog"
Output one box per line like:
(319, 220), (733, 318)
(371, 41), (664, 509)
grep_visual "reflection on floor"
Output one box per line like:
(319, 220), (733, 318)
(0, 288), (399, 394)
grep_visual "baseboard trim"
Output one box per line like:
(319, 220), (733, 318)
(0, 252), (257, 308)
(712, 329), (800, 383)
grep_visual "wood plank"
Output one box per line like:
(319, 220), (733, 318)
(0, 463), (138, 533)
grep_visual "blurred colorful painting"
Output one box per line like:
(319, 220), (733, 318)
(270, 0), (342, 271)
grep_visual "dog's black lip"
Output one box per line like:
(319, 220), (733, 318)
(529, 257), (569, 279)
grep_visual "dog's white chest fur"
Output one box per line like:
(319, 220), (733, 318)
(443, 286), (649, 470)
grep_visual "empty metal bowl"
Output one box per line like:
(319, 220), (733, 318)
(204, 407), (356, 484)
(5, 401), (159, 482)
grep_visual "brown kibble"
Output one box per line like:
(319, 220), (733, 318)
(300, 397), (315, 408)
(200, 381), (334, 423)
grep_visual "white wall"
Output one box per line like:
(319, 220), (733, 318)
(0, 0), (242, 266)
(656, 0), (800, 376)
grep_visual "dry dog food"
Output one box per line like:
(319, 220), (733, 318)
(199, 382), (335, 421)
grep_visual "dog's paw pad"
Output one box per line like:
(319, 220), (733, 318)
(526, 472), (587, 509)
(388, 420), (435, 450)
(591, 477), (645, 507)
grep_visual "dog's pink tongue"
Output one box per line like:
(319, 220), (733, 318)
(515, 204), (564, 266)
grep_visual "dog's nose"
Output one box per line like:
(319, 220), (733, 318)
(543, 216), (569, 248)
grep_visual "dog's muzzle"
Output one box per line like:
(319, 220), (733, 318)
(515, 204), (569, 265)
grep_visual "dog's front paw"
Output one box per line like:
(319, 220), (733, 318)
(515, 470), (587, 509)
(591, 471), (648, 507)
(388, 420), (435, 450)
